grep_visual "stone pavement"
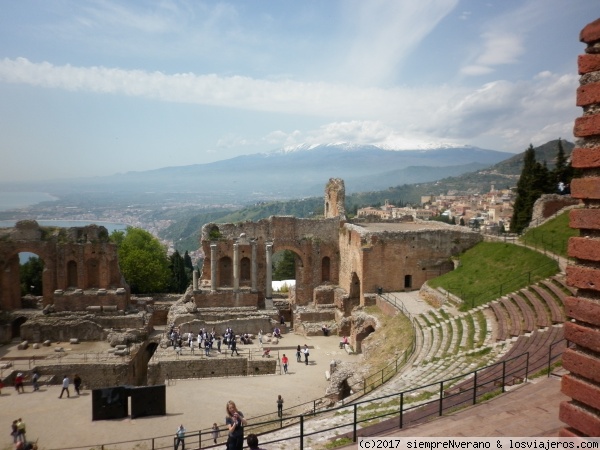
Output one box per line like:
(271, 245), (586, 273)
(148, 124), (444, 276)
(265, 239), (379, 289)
(0, 332), (356, 450)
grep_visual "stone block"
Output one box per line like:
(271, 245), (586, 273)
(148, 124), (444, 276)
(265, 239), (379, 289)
(69, 338), (79, 344)
(568, 237), (600, 261)
(565, 296), (600, 326)
(571, 208), (600, 230)
(577, 83), (600, 107)
(97, 289), (107, 296)
(579, 54), (600, 75)
(562, 374), (600, 411)
(566, 265), (600, 291)
(562, 348), (600, 384)
(43, 340), (51, 346)
(565, 322), (600, 353)
(572, 147), (600, 169)
(559, 401), (600, 437)
(32, 343), (40, 349)
(54, 347), (64, 352)
(17, 341), (28, 350)
(574, 115), (600, 138)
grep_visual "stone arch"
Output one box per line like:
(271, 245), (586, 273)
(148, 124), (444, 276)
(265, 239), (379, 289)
(349, 272), (360, 298)
(218, 256), (232, 287)
(11, 316), (27, 340)
(322, 256), (331, 282)
(0, 246), (53, 310)
(355, 323), (375, 353)
(67, 260), (78, 288)
(135, 342), (158, 385)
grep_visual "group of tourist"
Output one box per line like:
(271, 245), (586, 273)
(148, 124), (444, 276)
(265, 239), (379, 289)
(296, 344), (311, 365)
(9, 418), (36, 449)
(58, 374), (82, 398)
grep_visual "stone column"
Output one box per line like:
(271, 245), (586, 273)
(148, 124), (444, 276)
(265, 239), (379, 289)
(193, 270), (198, 291)
(265, 242), (273, 301)
(210, 243), (217, 292)
(251, 239), (258, 292)
(233, 241), (240, 291)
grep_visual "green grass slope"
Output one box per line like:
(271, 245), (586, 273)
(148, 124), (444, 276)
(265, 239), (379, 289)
(520, 210), (579, 258)
(428, 241), (559, 311)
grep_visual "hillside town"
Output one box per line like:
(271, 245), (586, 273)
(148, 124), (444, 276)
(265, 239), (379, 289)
(357, 184), (513, 233)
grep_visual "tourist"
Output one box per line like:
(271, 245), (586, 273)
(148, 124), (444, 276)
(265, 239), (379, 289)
(281, 353), (288, 374)
(322, 324), (330, 336)
(339, 336), (349, 349)
(280, 315), (285, 325)
(246, 433), (266, 450)
(296, 345), (301, 362)
(31, 370), (39, 391)
(187, 332), (194, 348)
(59, 375), (70, 398)
(205, 337), (211, 356)
(14, 373), (25, 394)
(273, 327), (281, 338)
(303, 344), (310, 365)
(258, 330), (263, 346)
(230, 337), (240, 356)
(73, 374), (82, 396)
(225, 400), (247, 450)
(277, 394), (284, 418)
(216, 336), (222, 353)
(174, 424), (186, 450)
(11, 420), (18, 443)
(16, 418), (26, 443)
(211, 422), (220, 444)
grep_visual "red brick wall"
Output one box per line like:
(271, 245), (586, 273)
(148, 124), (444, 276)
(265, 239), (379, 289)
(560, 17), (600, 437)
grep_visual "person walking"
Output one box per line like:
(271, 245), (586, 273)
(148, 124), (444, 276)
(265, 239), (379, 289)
(31, 370), (40, 391)
(296, 344), (301, 362)
(281, 353), (289, 374)
(16, 418), (26, 443)
(59, 375), (70, 398)
(277, 394), (284, 418)
(303, 344), (310, 365)
(225, 400), (247, 450)
(230, 337), (240, 356)
(14, 373), (25, 394)
(73, 374), (82, 396)
(211, 423), (220, 444)
(174, 424), (186, 450)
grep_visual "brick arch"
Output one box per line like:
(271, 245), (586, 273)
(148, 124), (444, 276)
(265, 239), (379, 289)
(0, 244), (56, 310)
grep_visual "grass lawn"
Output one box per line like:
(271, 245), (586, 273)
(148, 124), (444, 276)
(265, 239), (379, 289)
(428, 241), (559, 311)
(520, 210), (579, 258)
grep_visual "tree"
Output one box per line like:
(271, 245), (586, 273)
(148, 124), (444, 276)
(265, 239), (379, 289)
(273, 250), (296, 280)
(169, 250), (189, 293)
(20, 256), (44, 296)
(111, 227), (171, 294)
(511, 145), (540, 233)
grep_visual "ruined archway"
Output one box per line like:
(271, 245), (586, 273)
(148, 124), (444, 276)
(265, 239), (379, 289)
(240, 257), (251, 282)
(349, 272), (360, 298)
(11, 316), (27, 340)
(355, 324), (375, 353)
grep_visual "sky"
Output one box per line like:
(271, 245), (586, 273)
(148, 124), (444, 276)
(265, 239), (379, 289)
(0, 0), (596, 182)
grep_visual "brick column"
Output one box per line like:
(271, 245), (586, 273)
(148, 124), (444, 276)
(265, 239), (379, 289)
(560, 18), (600, 437)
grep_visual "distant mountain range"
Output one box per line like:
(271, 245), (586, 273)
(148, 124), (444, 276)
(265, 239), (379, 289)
(5, 144), (514, 202)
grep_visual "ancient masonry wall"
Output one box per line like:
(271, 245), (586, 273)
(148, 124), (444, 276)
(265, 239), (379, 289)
(560, 18), (600, 437)
(146, 358), (277, 385)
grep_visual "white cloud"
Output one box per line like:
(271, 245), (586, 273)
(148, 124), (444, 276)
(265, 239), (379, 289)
(0, 57), (579, 153)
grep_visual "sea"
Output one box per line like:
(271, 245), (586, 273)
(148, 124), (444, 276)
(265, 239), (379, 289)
(0, 191), (59, 212)
(0, 191), (127, 262)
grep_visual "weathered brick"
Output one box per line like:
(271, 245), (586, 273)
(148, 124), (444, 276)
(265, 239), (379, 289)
(567, 265), (600, 291)
(577, 83), (600, 107)
(559, 401), (600, 437)
(562, 374), (600, 411)
(570, 209), (600, 230)
(574, 115), (600, 138)
(562, 348), (600, 384)
(565, 321), (600, 353)
(558, 427), (584, 438)
(568, 237), (600, 261)
(572, 147), (600, 168)
(580, 18), (600, 44)
(570, 177), (600, 200)
(579, 54), (600, 75)
(565, 296), (600, 326)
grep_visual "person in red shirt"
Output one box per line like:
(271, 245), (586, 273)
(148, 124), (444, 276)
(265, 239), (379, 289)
(281, 354), (289, 374)
(14, 373), (25, 394)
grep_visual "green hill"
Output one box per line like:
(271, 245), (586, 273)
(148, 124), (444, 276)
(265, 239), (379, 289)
(428, 241), (559, 311)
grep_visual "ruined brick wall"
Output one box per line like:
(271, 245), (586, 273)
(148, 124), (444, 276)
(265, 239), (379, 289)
(146, 358), (277, 384)
(560, 18), (600, 437)
(324, 178), (346, 219)
(338, 223), (481, 303)
(0, 221), (130, 311)
(30, 362), (131, 390)
(199, 216), (340, 305)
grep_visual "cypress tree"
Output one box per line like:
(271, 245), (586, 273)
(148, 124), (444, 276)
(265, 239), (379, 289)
(510, 145), (538, 233)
